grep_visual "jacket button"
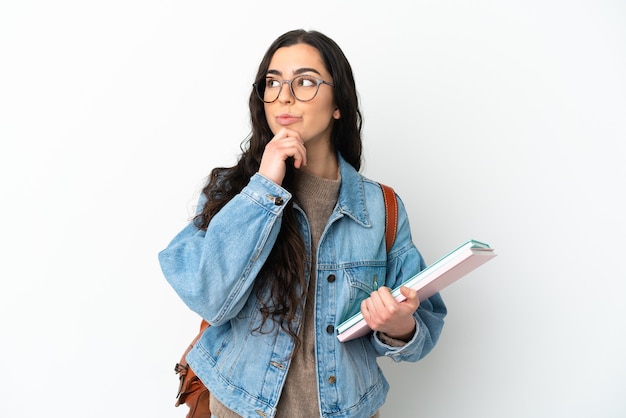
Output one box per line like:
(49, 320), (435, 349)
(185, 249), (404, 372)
(274, 196), (284, 206)
(327, 375), (336, 384)
(326, 325), (334, 334)
(327, 274), (336, 283)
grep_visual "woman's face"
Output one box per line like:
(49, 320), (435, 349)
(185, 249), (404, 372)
(263, 43), (340, 145)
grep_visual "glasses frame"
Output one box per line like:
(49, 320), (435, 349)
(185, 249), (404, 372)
(254, 75), (335, 103)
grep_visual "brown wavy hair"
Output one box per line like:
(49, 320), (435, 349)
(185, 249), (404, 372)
(194, 29), (363, 349)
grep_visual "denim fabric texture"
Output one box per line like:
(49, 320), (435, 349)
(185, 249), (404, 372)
(159, 154), (447, 418)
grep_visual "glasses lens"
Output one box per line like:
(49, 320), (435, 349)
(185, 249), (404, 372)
(254, 78), (275, 103)
(292, 75), (319, 101)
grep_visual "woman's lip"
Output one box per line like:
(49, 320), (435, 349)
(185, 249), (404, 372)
(275, 114), (302, 125)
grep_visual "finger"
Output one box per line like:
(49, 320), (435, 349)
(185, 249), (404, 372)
(274, 128), (302, 144)
(272, 129), (306, 162)
(360, 298), (372, 323)
(376, 286), (400, 319)
(363, 290), (391, 327)
(290, 132), (307, 167)
(292, 140), (307, 168)
(361, 297), (381, 329)
(370, 287), (417, 321)
(264, 134), (304, 162)
(371, 287), (397, 314)
(399, 286), (420, 311)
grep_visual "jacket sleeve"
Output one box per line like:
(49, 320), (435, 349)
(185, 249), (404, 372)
(370, 193), (447, 362)
(158, 173), (292, 326)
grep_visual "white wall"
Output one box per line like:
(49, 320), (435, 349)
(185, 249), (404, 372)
(1, 1), (624, 417)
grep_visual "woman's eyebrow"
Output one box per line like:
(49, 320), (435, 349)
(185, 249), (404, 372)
(266, 67), (322, 77)
(294, 67), (322, 76)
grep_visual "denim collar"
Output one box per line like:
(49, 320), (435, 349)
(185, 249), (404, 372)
(336, 153), (371, 228)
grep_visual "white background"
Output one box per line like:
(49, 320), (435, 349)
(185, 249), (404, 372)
(1, 1), (625, 417)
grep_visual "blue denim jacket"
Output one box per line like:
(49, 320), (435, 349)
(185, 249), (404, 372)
(159, 155), (446, 418)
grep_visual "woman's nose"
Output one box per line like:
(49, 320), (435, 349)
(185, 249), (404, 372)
(277, 80), (294, 103)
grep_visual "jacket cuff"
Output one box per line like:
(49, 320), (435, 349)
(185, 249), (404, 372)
(242, 173), (292, 214)
(374, 318), (423, 359)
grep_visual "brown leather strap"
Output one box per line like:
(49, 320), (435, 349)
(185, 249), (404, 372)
(179, 320), (209, 369)
(175, 320), (210, 405)
(379, 183), (398, 253)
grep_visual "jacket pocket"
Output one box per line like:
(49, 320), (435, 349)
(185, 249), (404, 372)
(342, 265), (387, 320)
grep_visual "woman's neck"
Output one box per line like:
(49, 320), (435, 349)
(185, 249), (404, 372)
(301, 140), (338, 180)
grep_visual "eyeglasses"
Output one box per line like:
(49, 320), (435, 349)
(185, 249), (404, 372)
(254, 75), (334, 103)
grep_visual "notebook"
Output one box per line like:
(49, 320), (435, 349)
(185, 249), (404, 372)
(336, 239), (497, 342)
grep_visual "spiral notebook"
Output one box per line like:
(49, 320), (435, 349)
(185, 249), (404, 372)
(336, 239), (497, 342)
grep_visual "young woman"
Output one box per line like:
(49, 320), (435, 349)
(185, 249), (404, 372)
(159, 29), (447, 418)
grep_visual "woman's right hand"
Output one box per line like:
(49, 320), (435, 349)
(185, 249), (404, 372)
(258, 128), (307, 185)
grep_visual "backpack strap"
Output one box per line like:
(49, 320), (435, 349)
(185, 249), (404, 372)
(379, 183), (398, 253)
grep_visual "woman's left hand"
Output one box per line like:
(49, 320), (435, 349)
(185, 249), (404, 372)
(360, 286), (420, 341)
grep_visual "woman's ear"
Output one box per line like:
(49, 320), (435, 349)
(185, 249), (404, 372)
(333, 108), (341, 119)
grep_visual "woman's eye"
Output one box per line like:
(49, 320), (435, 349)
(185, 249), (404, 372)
(266, 79), (281, 88)
(296, 76), (316, 87)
